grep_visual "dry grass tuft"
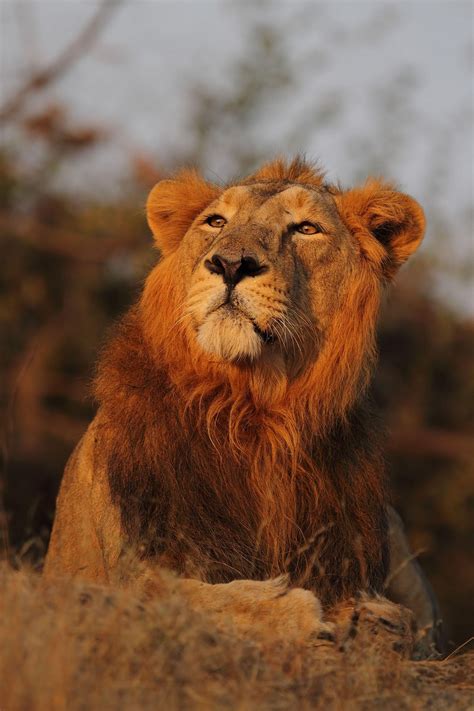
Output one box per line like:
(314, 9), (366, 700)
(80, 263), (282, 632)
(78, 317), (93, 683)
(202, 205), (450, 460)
(0, 565), (472, 710)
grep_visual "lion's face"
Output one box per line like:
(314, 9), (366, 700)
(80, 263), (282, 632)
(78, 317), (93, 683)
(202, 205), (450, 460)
(145, 159), (425, 379)
(180, 183), (356, 366)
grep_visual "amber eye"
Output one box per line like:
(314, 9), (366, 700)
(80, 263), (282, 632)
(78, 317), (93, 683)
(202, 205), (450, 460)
(295, 221), (322, 235)
(206, 214), (227, 228)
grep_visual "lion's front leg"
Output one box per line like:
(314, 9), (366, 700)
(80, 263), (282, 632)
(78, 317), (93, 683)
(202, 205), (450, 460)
(136, 568), (333, 644)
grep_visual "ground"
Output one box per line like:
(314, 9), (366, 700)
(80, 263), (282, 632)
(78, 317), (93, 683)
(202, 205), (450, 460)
(1, 565), (472, 710)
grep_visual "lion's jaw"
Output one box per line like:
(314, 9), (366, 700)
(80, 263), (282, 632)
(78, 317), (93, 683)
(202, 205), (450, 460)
(196, 303), (265, 362)
(189, 269), (288, 363)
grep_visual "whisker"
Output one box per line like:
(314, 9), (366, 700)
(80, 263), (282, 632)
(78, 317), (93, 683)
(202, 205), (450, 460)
(274, 315), (303, 360)
(279, 313), (304, 359)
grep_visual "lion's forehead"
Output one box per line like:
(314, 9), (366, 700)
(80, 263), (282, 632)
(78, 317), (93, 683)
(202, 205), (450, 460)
(213, 183), (336, 226)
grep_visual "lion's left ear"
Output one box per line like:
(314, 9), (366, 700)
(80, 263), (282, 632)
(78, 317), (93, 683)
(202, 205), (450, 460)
(146, 170), (221, 255)
(334, 179), (426, 279)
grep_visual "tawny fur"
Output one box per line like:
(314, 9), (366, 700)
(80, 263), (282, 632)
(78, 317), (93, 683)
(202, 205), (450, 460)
(45, 157), (439, 647)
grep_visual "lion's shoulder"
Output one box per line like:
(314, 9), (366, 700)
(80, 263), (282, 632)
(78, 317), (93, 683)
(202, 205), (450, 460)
(44, 421), (123, 581)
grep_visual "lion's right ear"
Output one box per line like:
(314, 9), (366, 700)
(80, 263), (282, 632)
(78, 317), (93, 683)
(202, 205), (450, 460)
(334, 179), (425, 279)
(146, 170), (221, 255)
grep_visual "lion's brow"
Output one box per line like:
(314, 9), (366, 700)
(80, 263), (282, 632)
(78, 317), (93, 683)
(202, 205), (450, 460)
(242, 181), (329, 201)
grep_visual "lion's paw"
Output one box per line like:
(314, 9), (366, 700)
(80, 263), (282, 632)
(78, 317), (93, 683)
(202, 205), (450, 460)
(331, 595), (416, 657)
(195, 577), (334, 643)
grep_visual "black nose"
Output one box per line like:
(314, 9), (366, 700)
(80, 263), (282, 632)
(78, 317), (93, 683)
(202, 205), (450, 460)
(204, 253), (267, 286)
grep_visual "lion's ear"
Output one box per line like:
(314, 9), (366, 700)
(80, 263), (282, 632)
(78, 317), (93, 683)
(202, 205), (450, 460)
(146, 170), (221, 255)
(334, 179), (426, 279)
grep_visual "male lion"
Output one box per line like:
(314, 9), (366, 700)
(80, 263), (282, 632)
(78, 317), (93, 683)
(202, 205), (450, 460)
(44, 158), (441, 649)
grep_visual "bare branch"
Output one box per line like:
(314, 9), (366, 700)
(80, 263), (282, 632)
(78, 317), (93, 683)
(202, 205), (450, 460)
(0, 0), (121, 124)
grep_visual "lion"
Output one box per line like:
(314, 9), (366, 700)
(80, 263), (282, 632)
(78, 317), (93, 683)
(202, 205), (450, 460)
(44, 157), (442, 651)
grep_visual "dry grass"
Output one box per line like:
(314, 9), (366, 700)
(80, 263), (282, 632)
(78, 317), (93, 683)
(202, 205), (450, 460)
(0, 565), (473, 710)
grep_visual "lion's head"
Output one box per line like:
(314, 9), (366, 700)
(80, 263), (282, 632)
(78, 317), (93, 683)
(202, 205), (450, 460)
(143, 157), (424, 425)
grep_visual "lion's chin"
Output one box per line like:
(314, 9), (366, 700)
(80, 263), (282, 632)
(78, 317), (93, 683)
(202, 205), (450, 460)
(196, 310), (263, 362)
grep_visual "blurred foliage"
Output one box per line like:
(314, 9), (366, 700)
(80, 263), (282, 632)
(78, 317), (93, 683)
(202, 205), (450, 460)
(1, 1), (473, 649)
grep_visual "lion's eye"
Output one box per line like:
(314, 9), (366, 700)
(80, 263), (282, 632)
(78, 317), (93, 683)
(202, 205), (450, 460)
(206, 215), (227, 228)
(295, 221), (322, 235)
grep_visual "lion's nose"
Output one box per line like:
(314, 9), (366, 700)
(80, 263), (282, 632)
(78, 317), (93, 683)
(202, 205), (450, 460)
(204, 253), (267, 286)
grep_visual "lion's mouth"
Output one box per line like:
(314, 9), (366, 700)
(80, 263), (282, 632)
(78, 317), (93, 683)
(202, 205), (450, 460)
(195, 300), (277, 362)
(220, 302), (277, 346)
